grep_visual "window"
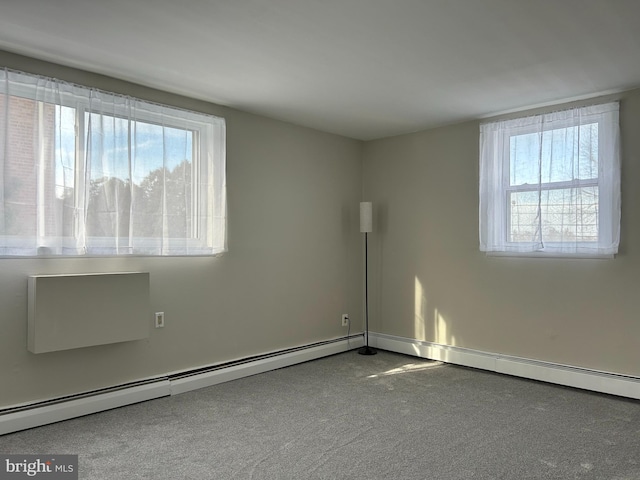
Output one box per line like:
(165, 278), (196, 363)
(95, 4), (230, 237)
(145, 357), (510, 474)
(479, 102), (620, 257)
(0, 69), (226, 256)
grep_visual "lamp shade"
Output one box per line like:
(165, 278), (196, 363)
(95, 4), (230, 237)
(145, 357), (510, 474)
(360, 202), (372, 233)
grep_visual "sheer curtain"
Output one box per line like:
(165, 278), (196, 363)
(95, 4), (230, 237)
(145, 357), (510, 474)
(0, 69), (226, 256)
(479, 102), (620, 256)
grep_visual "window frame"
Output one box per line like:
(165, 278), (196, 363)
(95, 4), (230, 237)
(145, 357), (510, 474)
(479, 102), (620, 258)
(0, 71), (226, 257)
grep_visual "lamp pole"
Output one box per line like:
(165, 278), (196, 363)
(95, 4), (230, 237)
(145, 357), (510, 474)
(359, 202), (376, 355)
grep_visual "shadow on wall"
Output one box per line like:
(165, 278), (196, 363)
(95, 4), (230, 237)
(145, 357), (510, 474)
(414, 275), (456, 347)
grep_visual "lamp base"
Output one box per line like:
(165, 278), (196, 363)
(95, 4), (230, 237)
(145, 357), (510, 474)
(358, 346), (377, 356)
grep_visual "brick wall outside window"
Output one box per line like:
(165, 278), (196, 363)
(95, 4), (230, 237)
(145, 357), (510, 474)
(1, 94), (58, 237)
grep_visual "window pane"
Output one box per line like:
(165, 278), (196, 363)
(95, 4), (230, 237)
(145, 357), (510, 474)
(1, 96), (71, 238)
(85, 113), (194, 243)
(509, 187), (599, 243)
(510, 123), (598, 186)
(85, 112), (133, 239)
(1, 94), (39, 236)
(132, 121), (193, 241)
(55, 105), (77, 238)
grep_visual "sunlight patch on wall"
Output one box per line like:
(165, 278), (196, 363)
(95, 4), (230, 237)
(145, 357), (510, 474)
(414, 276), (427, 341)
(435, 308), (456, 347)
(415, 275), (456, 346)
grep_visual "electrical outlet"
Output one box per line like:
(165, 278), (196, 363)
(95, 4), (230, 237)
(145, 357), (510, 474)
(341, 314), (349, 327)
(155, 312), (165, 328)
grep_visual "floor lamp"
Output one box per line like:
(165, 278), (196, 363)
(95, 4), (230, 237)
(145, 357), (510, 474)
(359, 202), (376, 355)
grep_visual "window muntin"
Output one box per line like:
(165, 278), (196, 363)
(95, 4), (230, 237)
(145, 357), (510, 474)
(0, 69), (226, 256)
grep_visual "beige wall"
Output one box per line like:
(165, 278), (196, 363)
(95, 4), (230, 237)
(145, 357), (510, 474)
(0, 51), (363, 407)
(363, 90), (640, 376)
(3, 49), (639, 410)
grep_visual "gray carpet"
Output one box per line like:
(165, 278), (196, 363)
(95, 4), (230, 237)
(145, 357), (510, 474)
(1, 350), (639, 479)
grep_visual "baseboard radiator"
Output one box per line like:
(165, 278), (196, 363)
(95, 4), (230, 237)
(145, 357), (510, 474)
(27, 272), (150, 354)
(4, 330), (639, 436)
(0, 336), (364, 436)
(370, 332), (640, 401)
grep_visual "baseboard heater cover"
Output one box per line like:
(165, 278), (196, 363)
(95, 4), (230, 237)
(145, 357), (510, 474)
(370, 332), (640, 400)
(0, 379), (171, 436)
(169, 335), (365, 395)
(0, 335), (364, 436)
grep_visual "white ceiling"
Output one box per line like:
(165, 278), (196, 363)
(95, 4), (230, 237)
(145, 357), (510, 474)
(1, 0), (640, 140)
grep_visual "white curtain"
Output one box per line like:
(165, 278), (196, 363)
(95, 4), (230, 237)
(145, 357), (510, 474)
(0, 69), (226, 256)
(479, 102), (620, 256)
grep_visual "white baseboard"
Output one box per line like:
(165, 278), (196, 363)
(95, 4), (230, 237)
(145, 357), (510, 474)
(170, 336), (364, 394)
(0, 336), (364, 436)
(370, 332), (640, 400)
(0, 380), (172, 436)
(12, 333), (636, 435)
